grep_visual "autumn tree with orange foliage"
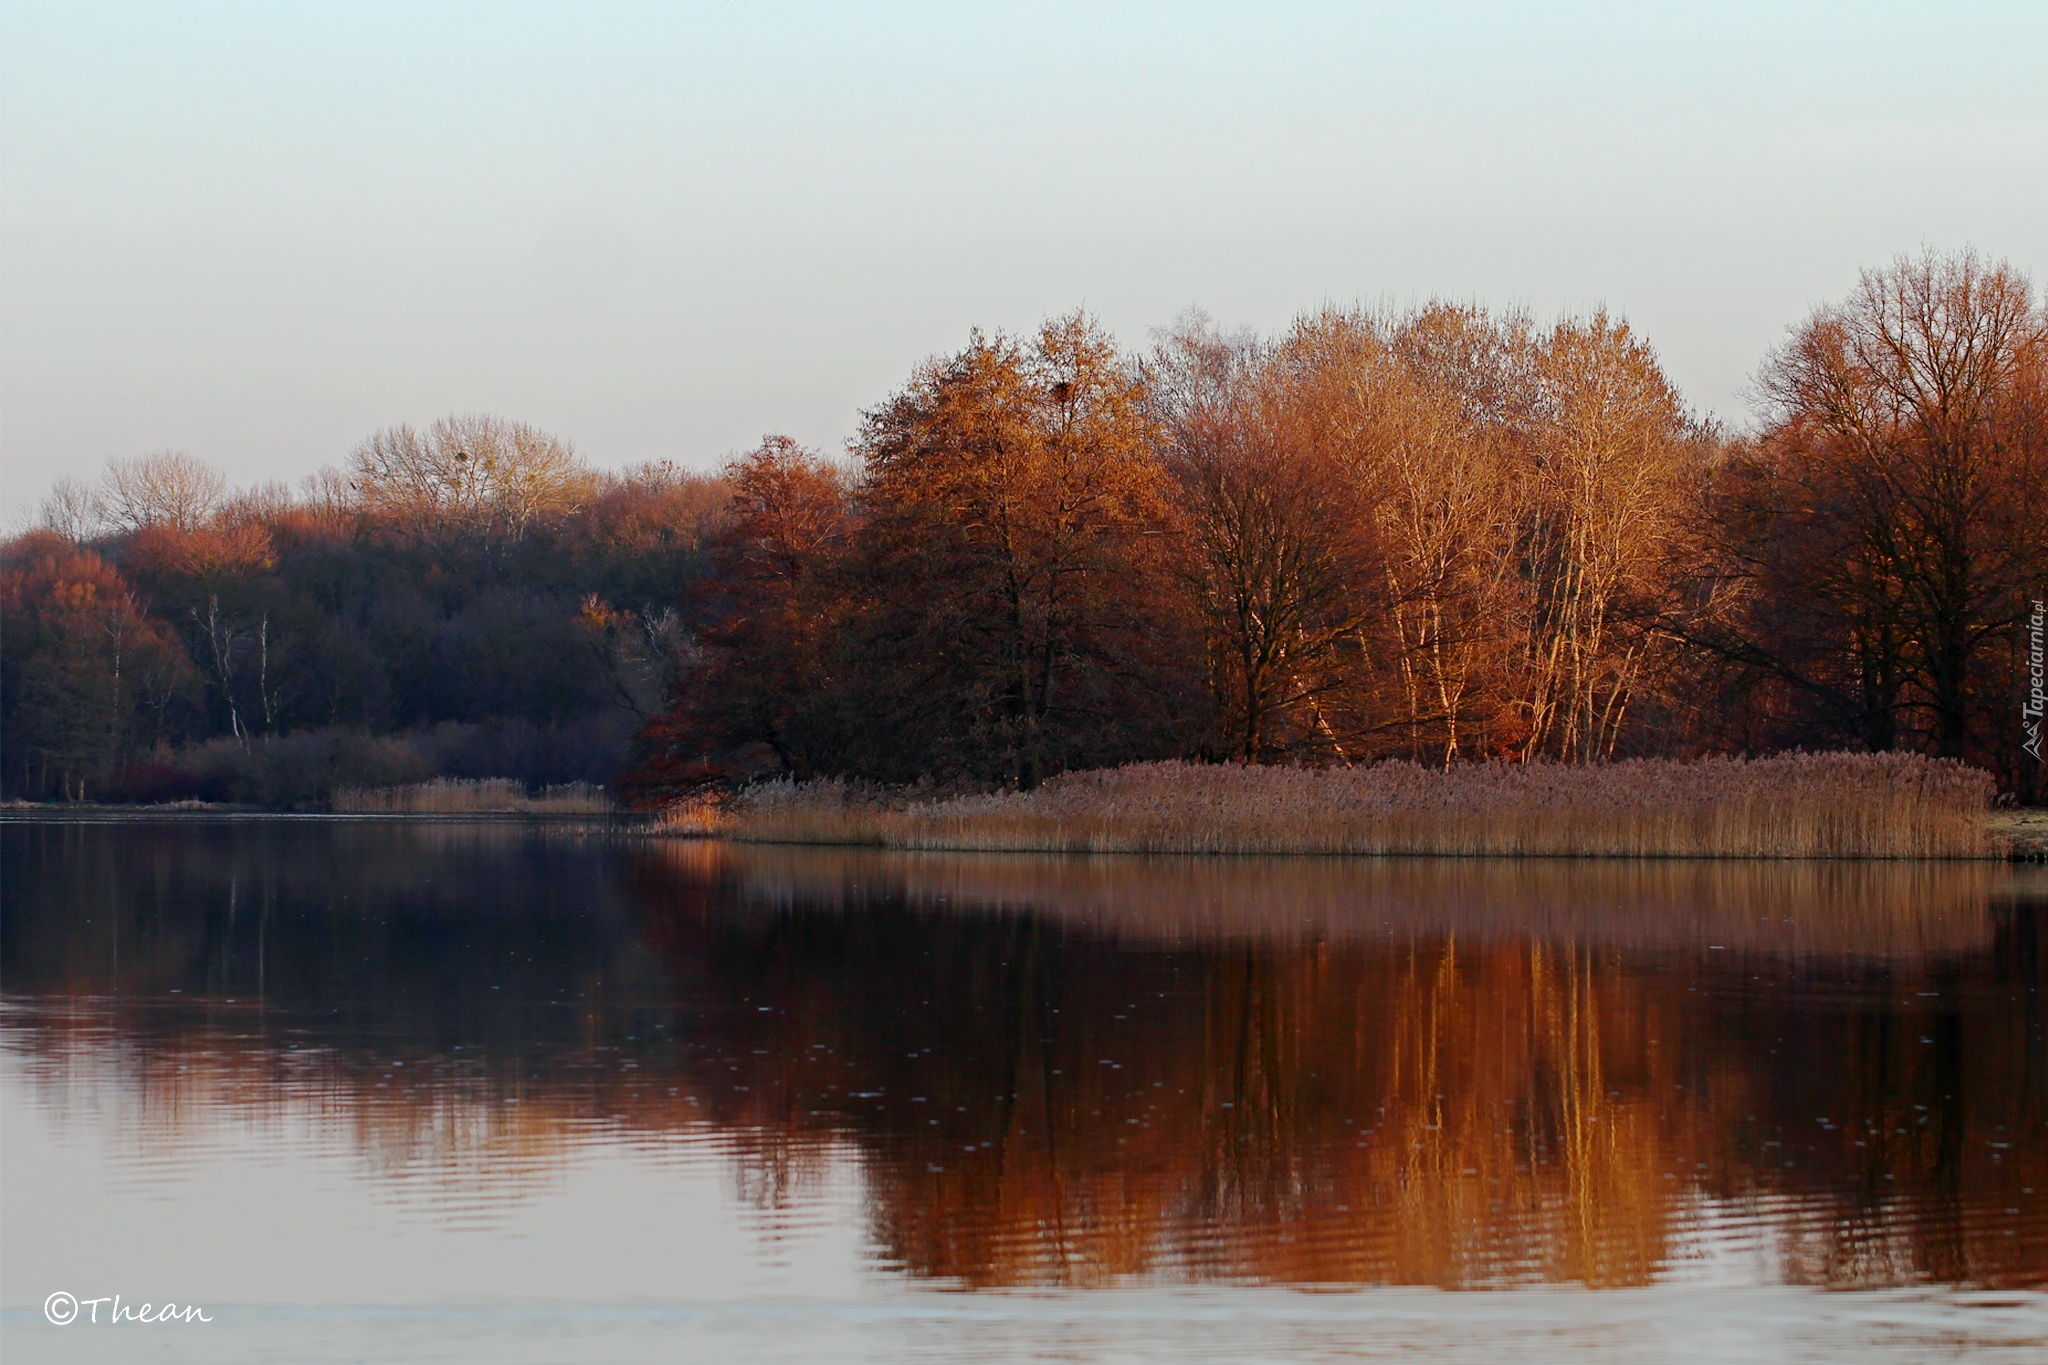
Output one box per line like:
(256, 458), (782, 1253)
(1144, 304), (1707, 768)
(1149, 314), (1386, 761)
(622, 437), (854, 802)
(1, 532), (195, 798)
(843, 312), (1204, 785)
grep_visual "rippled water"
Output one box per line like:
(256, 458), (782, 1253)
(3, 817), (2044, 1362)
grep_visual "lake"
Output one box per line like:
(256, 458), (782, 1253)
(2, 817), (2043, 1362)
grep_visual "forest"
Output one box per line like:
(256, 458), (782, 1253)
(4, 248), (2043, 806)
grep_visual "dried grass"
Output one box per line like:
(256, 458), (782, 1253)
(726, 753), (1994, 859)
(331, 778), (612, 816)
(645, 794), (733, 836)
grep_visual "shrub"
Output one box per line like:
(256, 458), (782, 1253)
(331, 778), (612, 815)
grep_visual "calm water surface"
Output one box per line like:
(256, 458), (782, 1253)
(2, 817), (2044, 1363)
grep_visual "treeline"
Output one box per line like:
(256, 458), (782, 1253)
(637, 249), (2045, 800)
(4, 420), (724, 802)
(4, 248), (2044, 805)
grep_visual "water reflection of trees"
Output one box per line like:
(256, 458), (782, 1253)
(3, 824), (2041, 1290)
(642, 845), (2044, 1289)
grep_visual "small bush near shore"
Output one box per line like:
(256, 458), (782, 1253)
(332, 778), (613, 815)
(723, 753), (1994, 859)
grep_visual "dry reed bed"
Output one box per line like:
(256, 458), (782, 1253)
(331, 777), (612, 815)
(728, 753), (1994, 859)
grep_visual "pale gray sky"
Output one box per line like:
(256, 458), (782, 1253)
(4, 1), (2044, 517)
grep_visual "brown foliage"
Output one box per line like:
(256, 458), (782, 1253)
(1700, 248), (2047, 787)
(620, 436), (855, 802)
(0, 531), (196, 797)
(1151, 315), (1386, 760)
(849, 312), (1202, 785)
(1145, 305), (1706, 767)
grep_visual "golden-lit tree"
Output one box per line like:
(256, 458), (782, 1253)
(852, 311), (1198, 785)
(1150, 314), (1384, 760)
(1372, 304), (1528, 764)
(1515, 313), (1703, 760)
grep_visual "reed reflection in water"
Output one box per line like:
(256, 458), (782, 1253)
(648, 844), (2047, 1291)
(2, 820), (2044, 1360)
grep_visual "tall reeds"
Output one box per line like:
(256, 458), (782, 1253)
(331, 778), (612, 816)
(725, 753), (1994, 859)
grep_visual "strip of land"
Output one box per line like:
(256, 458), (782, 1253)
(725, 754), (2000, 860)
(1993, 808), (2048, 860)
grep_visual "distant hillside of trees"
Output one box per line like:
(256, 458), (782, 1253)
(6, 248), (2043, 806)
(4, 418), (724, 803)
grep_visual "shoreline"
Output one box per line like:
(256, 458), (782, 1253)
(5, 804), (2043, 861)
(1992, 807), (2048, 860)
(715, 823), (2048, 863)
(0, 804), (620, 825)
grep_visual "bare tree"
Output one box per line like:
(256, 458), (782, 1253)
(37, 477), (104, 541)
(350, 415), (594, 544)
(194, 593), (251, 746)
(99, 452), (227, 533)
